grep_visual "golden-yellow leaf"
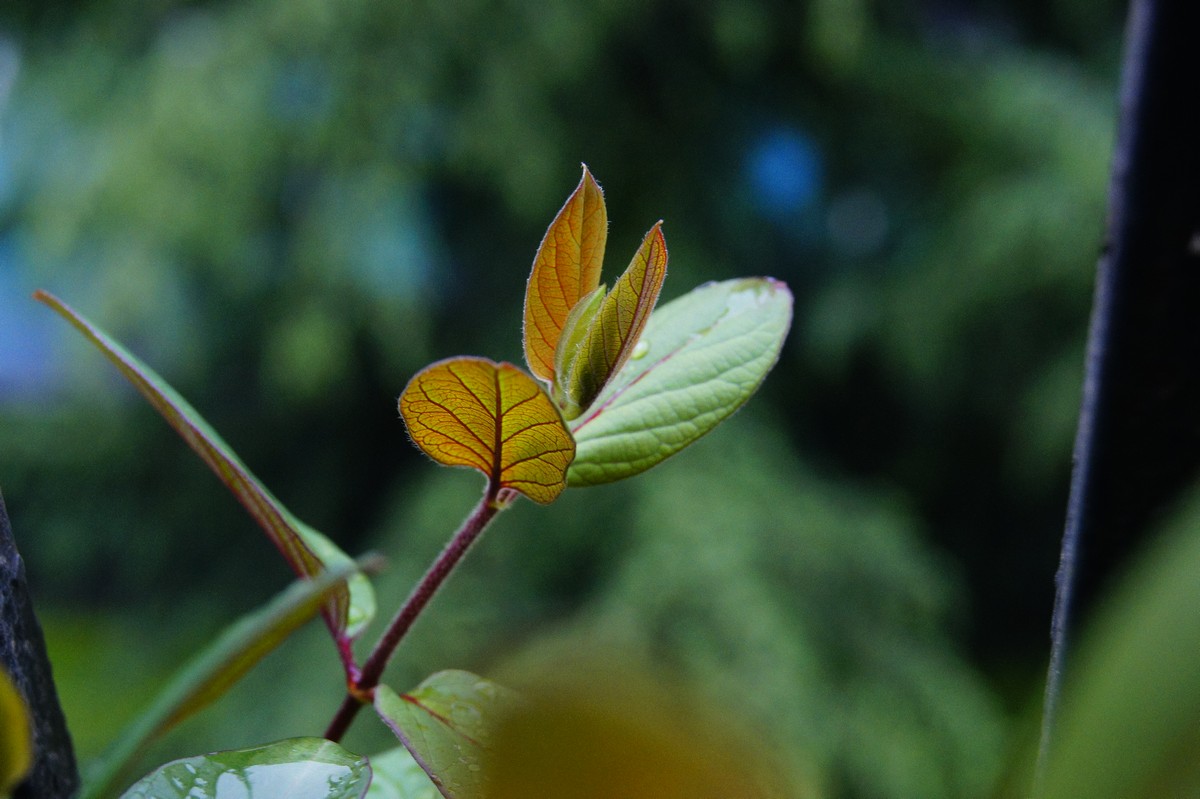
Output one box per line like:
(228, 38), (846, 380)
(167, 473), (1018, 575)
(399, 357), (576, 504)
(523, 165), (608, 384)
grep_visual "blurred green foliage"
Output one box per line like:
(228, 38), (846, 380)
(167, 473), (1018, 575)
(1035, 482), (1200, 798)
(0, 0), (1128, 796)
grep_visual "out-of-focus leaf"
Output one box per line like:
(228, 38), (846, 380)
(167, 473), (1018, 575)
(33, 291), (373, 641)
(118, 738), (370, 799)
(481, 668), (790, 799)
(374, 671), (518, 799)
(0, 667), (32, 797)
(398, 357), (575, 504)
(1036, 485), (1200, 799)
(556, 223), (667, 420)
(82, 562), (363, 799)
(364, 748), (440, 799)
(568, 278), (793, 486)
(523, 165), (607, 383)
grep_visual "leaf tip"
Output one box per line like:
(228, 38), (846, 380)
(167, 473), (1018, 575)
(648, 221), (668, 261)
(31, 288), (61, 310)
(578, 162), (601, 190)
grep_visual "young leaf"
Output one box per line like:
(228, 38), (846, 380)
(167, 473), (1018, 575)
(83, 563), (363, 799)
(551, 283), (607, 405)
(374, 671), (518, 799)
(568, 278), (792, 486)
(33, 291), (374, 643)
(365, 748), (440, 799)
(523, 165), (607, 383)
(557, 222), (667, 420)
(398, 357), (575, 504)
(118, 738), (370, 799)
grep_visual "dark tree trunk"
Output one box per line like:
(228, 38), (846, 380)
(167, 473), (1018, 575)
(0, 490), (80, 799)
(1041, 0), (1200, 776)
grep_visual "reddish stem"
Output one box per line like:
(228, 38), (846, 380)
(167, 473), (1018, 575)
(337, 637), (361, 685)
(324, 482), (506, 742)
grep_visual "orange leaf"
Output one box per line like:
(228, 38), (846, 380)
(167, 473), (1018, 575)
(557, 222), (668, 419)
(399, 357), (576, 504)
(523, 165), (607, 384)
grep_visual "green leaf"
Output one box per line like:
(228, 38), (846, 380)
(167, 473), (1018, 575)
(299, 522), (376, 639)
(83, 563), (363, 799)
(374, 671), (518, 799)
(365, 748), (440, 799)
(551, 283), (607, 412)
(34, 291), (374, 642)
(0, 667), (32, 797)
(567, 277), (793, 486)
(118, 738), (370, 799)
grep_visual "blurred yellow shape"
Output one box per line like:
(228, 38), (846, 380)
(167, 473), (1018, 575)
(484, 670), (795, 799)
(0, 666), (32, 797)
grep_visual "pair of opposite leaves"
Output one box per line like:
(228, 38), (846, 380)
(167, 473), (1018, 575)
(399, 166), (789, 504)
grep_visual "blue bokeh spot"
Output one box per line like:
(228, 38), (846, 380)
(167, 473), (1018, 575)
(0, 235), (59, 400)
(745, 128), (823, 217)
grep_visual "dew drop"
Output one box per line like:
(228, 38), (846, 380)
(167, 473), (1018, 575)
(631, 340), (650, 360)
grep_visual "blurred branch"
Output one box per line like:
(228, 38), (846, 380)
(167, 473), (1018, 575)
(1039, 0), (1200, 787)
(0, 490), (80, 799)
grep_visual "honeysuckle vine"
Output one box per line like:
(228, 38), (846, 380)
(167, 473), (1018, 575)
(34, 165), (792, 798)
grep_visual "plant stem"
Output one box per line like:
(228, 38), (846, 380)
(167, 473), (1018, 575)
(0, 490), (80, 798)
(1036, 0), (1200, 789)
(324, 483), (505, 742)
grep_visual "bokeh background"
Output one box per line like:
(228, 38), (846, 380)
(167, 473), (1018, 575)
(0, 1), (1129, 796)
